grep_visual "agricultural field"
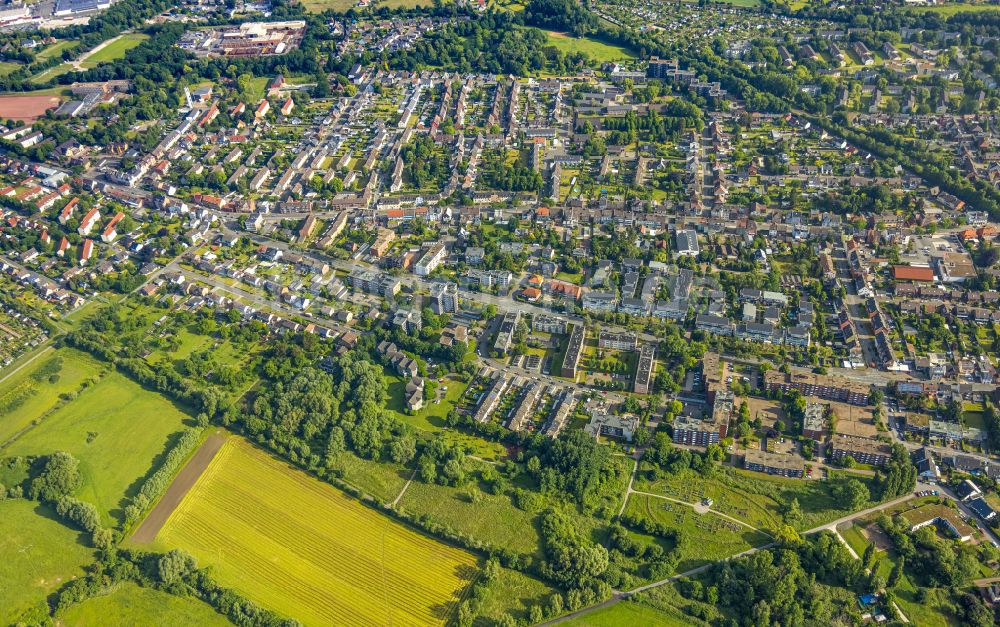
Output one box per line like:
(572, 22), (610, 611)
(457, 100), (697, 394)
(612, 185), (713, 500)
(542, 31), (636, 64)
(0, 348), (104, 445)
(624, 494), (771, 572)
(3, 368), (193, 525)
(79, 33), (148, 67)
(59, 583), (232, 627)
(138, 437), (479, 626)
(0, 500), (96, 625)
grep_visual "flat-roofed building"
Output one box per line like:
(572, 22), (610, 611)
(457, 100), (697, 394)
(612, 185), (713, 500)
(598, 330), (638, 351)
(828, 434), (892, 466)
(764, 370), (870, 406)
(633, 343), (656, 394)
(561, 323), (585, 379)
(744, 448), (805, 478)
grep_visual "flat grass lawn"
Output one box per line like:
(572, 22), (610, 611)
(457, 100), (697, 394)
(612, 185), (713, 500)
(543, 31), (636, 63)
(141, 437), (478, 626)
(0, 500), (96, 625)
(35, 39), (78, 62)
(624, 494), (771, 572)
(838, 523), (870, 558)
(0, 348), (104, 444)
(386, 372), (468, 431)
(80, 33), (148, 66)
(564, 599), (692, 627)
(59, 582), (231, 627)
(4, 370), (193, 525)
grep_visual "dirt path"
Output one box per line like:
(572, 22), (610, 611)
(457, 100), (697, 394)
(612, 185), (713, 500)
(390, 468), (417, 508)
(130, 431), (227, 544)
(0, 345), (53, 387)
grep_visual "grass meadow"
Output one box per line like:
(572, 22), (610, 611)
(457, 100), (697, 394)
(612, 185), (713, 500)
(0, 500), (95, 625)
(564, 599), (693, 626)
(59, 583), (231, 627)
(542, 31), (636, 63)
(624, 494), (771, 572)
(80, 34), (148, 67)
(634, 464), (877, 531)
(141, 437), (479, 626)
(3, 368), (193, 525)
(0, 348), (104, 444)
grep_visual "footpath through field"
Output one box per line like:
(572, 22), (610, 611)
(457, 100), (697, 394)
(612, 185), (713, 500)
(130, 431), (227, 544)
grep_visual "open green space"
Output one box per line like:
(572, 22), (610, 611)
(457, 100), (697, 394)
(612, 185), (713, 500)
(473, 567), (556, 625)
(0, 348), (104, 445)
(0, 499), (96, 625)
(838, 523), (871, 558)
(0, 61), (22, 76)
(3, 369), (193, 525)
(385, 371), (506, 459)
(398, 464), (544, 556)
(624, 494), (771, 572)
(634, 465), (877, 531)
(298, 0), (356, 11)
(35, 39), (79, 62)
(140, 437), (478, 626)
(328, 450), (411, 503)
(29, 63), (74, 84)
(564, 599), (692, 627)
(904, 1), (1000, 15)
(843, 523), (957, 625)
(60, 582), (232, 627)
(80, 34), (149, 67)
(542, 31), (636, 63)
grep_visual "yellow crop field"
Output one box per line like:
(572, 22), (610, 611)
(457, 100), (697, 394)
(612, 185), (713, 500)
(145, 438), (478, 626)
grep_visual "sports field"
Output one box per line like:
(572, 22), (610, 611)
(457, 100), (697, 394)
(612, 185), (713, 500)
(138, 437), (479, 626)
(3, 369), (193, 525)
(0, 94), (62, 119)
(59, 582), (231, 627)
(0, 499), (95, 625)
